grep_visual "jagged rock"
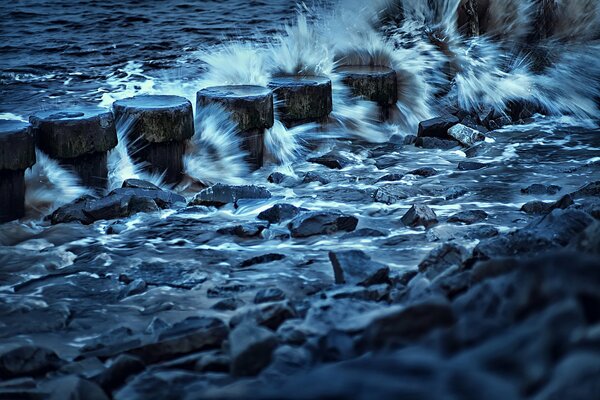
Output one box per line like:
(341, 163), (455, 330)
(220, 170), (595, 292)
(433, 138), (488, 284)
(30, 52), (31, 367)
(303, 171), (330, 184)
(93, 354), (145, 393)
(0, 345), (64, 379)
(122, 179), (161, 190)
(276, 320), (308, 346)
(189, 183), (271, 207)
(230, 301), (297, 330)
(401, 205), (438, 229)
(109, 188), (184, 208)
(521, 184), (562, 195)
(267, 172), (298, 187)
(254, 288), (286, 304)
(328, 250), (390, 286)
(415, 137), (460, 150)
(457, 161), (488, 171)
(308, 151), (352, 169)
(406, 167), (438, 177)
(50, 195), (96, 224)
(288, 211), (358, 238)
(373, 184), (419, 205)
(257, 204), (303, 224)
(447, 210), (488, 225)
(417, 116), (460, 138)
(447, 123), (486, 147)
(488, 116), (511, 130)
(404, 134), (417, 144)
(418, 243), (469, 280)
(229, 322), (277, 377)
(464, 141), (491, 157)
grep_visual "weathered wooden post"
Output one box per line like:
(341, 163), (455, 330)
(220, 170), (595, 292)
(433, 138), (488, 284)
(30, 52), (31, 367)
(267, 76), (332, 126)
(112, 95), (194, 184)
(30, 108), (117, 190)
(196, 85), (274, 170)
(337, 66), (398, 119)
(0, 120), (36, 222)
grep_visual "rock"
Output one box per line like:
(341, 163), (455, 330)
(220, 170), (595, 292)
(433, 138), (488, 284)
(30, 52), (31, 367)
(217, 223), (266, 238)
(268, 76), (332, 124)
(521, 184), (561, 195)
(406, 167), (438, 177)
(375, 155), (401, 169)
(373, 184), (418, 205)
(267, 172), (297, 186)
(254, 288), (286, 304)
(189, 183), (271, 207)
(488, 116), (511, 130)
(45, 376), (109, 400)
(534, 352), (600, 400)
(257, 204), (302, 224)
(122, 179), (161, 191)
(570, 221), (600, 255)
(521, 195), (573, 215)
(230, 301), (297, 330)
(50, 195), (96, 224)
(211, 298), (245, 311)
(447, 123), (485, 146)
(417, 116), (460, 138)
(276, 320), (307, 346)
(376, 173), (404, 183)
(457, 161), (488, 171)
(464, 141), (491, 158)
(114, 370), (205, 400)
(124, 279), (147, 297)
(415, 137), (460, 150)
(106, 222), (127, 234)
(308, 151), (352, 169)
(401, 204), (438, 229)
(404, 134), (417, 145)
(447, 210), (488, 225)
(571, 181), (600, 198)
(127, 317), (228, 364)
(229, 322), (277, 377)
(303, 171), (330, 184)
(418, 243), (468, 280)
(94, 354), (145, 393)
(341, 228), (388, 239)
(288, 211), (358, 238)
(238, 253), (286, 268)
(328, 250), (390, 286)
(368, 143), (403, 158)
(0, 345), (64, 379)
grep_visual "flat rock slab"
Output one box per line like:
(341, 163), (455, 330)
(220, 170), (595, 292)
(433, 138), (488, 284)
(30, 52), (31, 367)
(196, 85), (274, 131)
(417, 115), (459, 138)
(0, 120), (36, 170)
(268, 76), (332, 123)
(337, 66), (398, 106)
(112, 95), (194, 143)
(329, 250), (390, 286)
(30, 107), (117, 159)
(288, 211), (359, 238)
(189, 184), (272, 207)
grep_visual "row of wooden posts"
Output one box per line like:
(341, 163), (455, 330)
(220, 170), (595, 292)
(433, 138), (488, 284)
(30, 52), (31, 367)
(0, 66), (398, 223)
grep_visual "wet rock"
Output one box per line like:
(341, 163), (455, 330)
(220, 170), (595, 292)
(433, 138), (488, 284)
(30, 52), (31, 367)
(415, 136), (460, 150)
(417, 115), (459, 138)
(94, 354), (145, 393)
(267, 172), (298, 186)
(401, 204), (438, 229)
(447, 123), (485, 147)
(189, 183), (271, 207)
(418, 243), (468, 280)
(230, 301), (297, 330)
(464, 141), (491, 158)
(194, 351), (230, 373)
(276, 320), (308, 346)
(368, 142), (403, 158)
(229, 322), (277, 377)
(406, 167), (438, 177)
(288, 211), (358, 238)
(488, 116), (511, 130)
(447, 210), (488, 225)
(329, 250), (390, 286)
(571, 181), (600, 198)
(319, 187), (375, 203)
(50, 195), (95, 224)
(254, 288), (286, 304)
(217, 222), (266, 238)
(124, 279), (147, 297)
(457, 161), (488, 171)
(404, 134), (417, 145)
(376, 173), (404, 183)
(211, 298), (245, 311)
(0, 345), (64, 379)
(45, 376), (109, 400)
(122, 179), (161, 190)
(114, 370), (205, 400)
(374, 155), (402, 169)
(106, 222), (127, 234)
(258, 204), (303, 224)
(521, 195), (573, 215)
(373, 184), (418, 205)
(341, 228), (388, 239)
(238, 253), (286, 268)
(308, 151), (352, 169)
(570, 221), (600, 255)
(127, 316), (228, 364)
(303, 171), (330, 184)
(521, 184), (562, 195)
(534, 352), (600, 400)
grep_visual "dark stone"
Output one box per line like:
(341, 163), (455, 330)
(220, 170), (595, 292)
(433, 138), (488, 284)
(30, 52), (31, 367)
(373, 184), (419, 205)
(229, 322), (277, 377)
(404, 134), (417, 145)
(417, 115), (459, 138)
(521, 184), (562, 195)
(276, 320), (307, 346)
(122, 179), (161, 190)
(415, 136), (461, 150)
(401, 204), (438, 229)
(457, 161), (488, 171)
(268, 76), (332, 124)
(267, 172), (297, 186)
(341, 228), (388, 239)
(93, 354), (145, 393)
(45, 376), (109, 400)
(368, 143), (403, 158)
(521, 195), (573, 215)
(308, 151), (352, 169)
(303, 171), (330, 184)
(375, 155), (401, 169)
(288, 211), (358, 238)
(211, 298), (244, 311)
(254, 288), (286, 304)
(376, 173), (404, 183)
(189, 183), (271, 207)
(571, 181), (600, 198)
(447, 210), (488, 225)
(488, 116), (511, 130)
(217, 223), (266, 238)
(113, 370), (204, 400)
(447, 123), (485, 146)
(535, 352), (600, 400)
(0, 345), (64, 379)
(418, 243), (468, 280)
(0, 119), (36, 171)
(338, 66), (398, 106)
(406, 167), (438, 177)
(257, 204), (302, 224)
(230, 301), (297, 331)
(238, 253), (286, 268)
(329, 250), (390, 286)
(106, 222), (127, 234)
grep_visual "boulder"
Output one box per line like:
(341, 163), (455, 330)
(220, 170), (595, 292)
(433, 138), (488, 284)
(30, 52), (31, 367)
(257, 204), (303, 224)
(122, 179), (161, 191)
(415, 137), (460, 150)
(418, 243), (468, 280)
(406, 167), (438, 177)
(189, 183), (271, 207)
(0, 345), (64, 379)
(447, 210), (488, 225)
(288, 211), (358, 238)
(447, 123), (486, 146)
(93, 354), (145, 393)
(329, 250), (390, 286)
(376, 173), (404, 183)
(373, 184), (419, 205)
(417, 116), (459, 138)
(303, 171), (330, 184)
(521, 184), (561, 195)
(229, 322), (278, 377)
(457, 161), (488, 171)
(401, 205), (438, 229)
(308, 151), (352, 169)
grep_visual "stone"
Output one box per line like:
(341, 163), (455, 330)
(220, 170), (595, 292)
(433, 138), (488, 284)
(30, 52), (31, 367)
(415, 136), (461, 150)
(464, 141), (491, 158)
(257, 204), (302, 224)
(238, 253), (286, 268)
(401, 204), (438, 229)
(303, 171), (330, 184)
(418, 243), (468, 280)
(288, 211), (358, 238)
(122, 179), (161, 191)
(368, 143), (403, 158)
(447, 210), (488, 225)
(0, 345), (64, 379)
(521, 184), (561, 195)
(93, 354), (145, 393)
(112, 95), (193, 183)
(308, 151), (352, 169)
(189, 183), (271, 207)
(45, 376), (109, 400)
(196, 85), (274, 169)
(268, 76), (332, 124)
(520, 195), (573, 215)
(417, 115), (459, 138)
(254, 288), (286, 304)
(229, 322), (278, 377)
(30, 107), (117, 188)
(376, 173), (404, 183)
(406, 167), (438, 177)
(276, 320), (307, 346)
(534, 352), (600, 400)
(571, 181), (600, 198)
(404, 134), (417, 145)
(114, 370), (204, 400)
(329, 250), (390, 286)
(267, 172), (297, 186)
(211, 298), (245, 311)
(375, 155), (401, 169)
(0, 119), (36, 171)
(217, 223), (266, 238)
(457, 161), (488, 171)
(373, 184), (419, 205)
(230, 301), (297, 331)
(447, 123), (486, 146)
